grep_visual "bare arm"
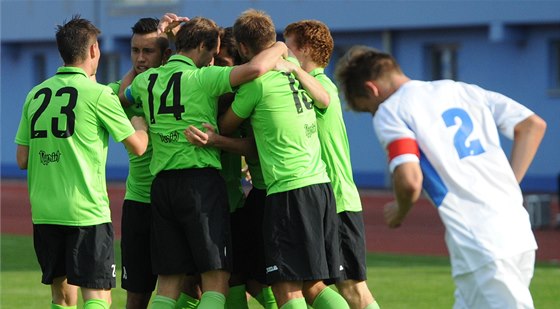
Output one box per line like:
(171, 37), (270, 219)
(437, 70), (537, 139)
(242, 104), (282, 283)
(122, 116), (149, 156)
(275, 58), (330, 108)
(229, 42), (288, 87)
(118, 69), (136, 108)
(384, 162), (423, 228)
(16, 145), (29, 170)
(184, 123), (258, 158)
(219, 107), (246, 136)
(510, 114), (546, 182)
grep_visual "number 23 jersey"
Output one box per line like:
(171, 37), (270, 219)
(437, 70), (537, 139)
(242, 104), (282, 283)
(15, 67), (135, 226)
(374, 80), (537, 276)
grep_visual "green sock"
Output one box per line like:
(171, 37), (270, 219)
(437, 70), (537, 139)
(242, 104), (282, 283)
(175, 292), (199, 309)
(255, 286), (278, 309)
(365, 300), (381, 309)
(198, 291), (226, 309)
(83, 299), (109, 309)
(280, 297), (307, 309)
(225, 284), (248, 309)
(151, 295), (177, 309)
(51, 304), (77, 309)
(311, 287), (349, 309)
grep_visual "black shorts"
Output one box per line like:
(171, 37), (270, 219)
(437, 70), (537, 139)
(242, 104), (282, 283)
(33, 223), (116, 289)
(150, 168), (231, 275)
(326, 211), (368, 284)
(121, 199), (157, 293)
(263, 183), (340, 284)
(230, 187), (267, 284)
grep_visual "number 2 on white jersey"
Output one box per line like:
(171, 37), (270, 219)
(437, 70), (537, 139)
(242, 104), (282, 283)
(441, 108), (485, 159)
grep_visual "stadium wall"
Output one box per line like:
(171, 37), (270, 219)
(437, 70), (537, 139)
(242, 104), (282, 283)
(1, 1), (559, 192)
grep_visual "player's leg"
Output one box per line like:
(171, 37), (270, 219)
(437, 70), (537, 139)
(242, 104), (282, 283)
(334, 211), (378, 309)
(453, 250), (535, 309)
(68, 224), (116, 309)
(121, 200), (157, 309)
(33, 224), (79, 308)
(149, 170), (196, 309)
(51, 276), (79, 307)
(176, 275), (201, 309)
(227, 205), (249, 309)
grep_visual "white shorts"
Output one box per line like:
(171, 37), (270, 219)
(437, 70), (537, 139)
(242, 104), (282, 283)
(453, 250), (535, 309)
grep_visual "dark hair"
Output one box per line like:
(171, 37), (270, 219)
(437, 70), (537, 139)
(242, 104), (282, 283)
(131, 17), (169, 53)
(131, 17), (159, 34)
(335, 45), (401, 110)
(55, 15), (100, 64)
(175, 17), (220, 53)
(215, 27), (242, 66)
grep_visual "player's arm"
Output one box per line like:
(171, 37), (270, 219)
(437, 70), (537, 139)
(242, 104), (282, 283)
(118, 69), (136, 107)
(385, 161), (423, 228)
(16, 145), (29, 170)
(184, 123), (258, 158)
(229, 42), (288, 87)
(276, 58), (330, 108)
(122, 116), (149, 156)
(510, 114), (546, 183)
(219, 107), (246, 137)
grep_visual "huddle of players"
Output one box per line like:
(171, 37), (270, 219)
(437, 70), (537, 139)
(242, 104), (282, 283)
(118, 9), (380, 309)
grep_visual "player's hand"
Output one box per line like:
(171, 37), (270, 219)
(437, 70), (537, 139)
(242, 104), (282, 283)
(157, 13), (189, 36)
(274, 58), (297, 74)
(184, 123), (216, 147)
(131, 116), (148, 132)
(384, 201), (404, 228)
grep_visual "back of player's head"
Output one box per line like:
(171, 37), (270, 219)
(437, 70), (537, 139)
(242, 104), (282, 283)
(283, 20), (334, 68)
(56, 15), (101, 65)
(175, 17), (220, 53)
(335, 45), (401, 109)
(233, 9), (276, 54)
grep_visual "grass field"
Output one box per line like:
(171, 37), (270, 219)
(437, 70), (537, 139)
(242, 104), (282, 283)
(1, 234), (559, 308)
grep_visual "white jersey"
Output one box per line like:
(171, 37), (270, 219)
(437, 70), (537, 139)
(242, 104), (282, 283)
(374, 80), (537, 276)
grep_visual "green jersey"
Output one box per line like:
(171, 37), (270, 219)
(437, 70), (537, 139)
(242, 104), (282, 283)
(239, 120), (266, 190)
(312, 68), (362, 212)
(15, 66), (136, 226)
(108, 81), (153, 203)
(127, 55), (234, 175)
(219, 140), (246, 213)
(231, 70), (330, 195)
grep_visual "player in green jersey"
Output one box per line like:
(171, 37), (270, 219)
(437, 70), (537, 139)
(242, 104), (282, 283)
(124, 16), (287, 309)
(107, 17), (172, 309)
(15, 16), (148, 309)
(284, 20), (380, 309)
(219, 9), (349, 309)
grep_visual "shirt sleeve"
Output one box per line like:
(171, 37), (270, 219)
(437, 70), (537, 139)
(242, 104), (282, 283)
(481, 86), (534, 140)
(14, 93), (33, 146)
(96, 86), (136, 142)
(231, 80), (262, 119)
(373, 102), (420, 172)
(198, 66), (234, 97)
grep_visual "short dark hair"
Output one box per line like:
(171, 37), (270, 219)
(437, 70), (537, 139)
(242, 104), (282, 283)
(216, 27), (242, 66)
(131, 17), (169, 53)
(131, 17), (159, 34)
(335, 46), (401, 110)
(55, 15), (100, 64)
(175, 17), (220, 53)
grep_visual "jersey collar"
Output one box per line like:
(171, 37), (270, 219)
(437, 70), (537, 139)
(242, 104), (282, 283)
(309, 67), (325, 78)
(167, 54), (196, 67)
(55, 66), (88, 77)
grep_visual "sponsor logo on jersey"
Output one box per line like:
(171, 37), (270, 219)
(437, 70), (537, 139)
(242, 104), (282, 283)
(158, 131), (179, 143)
(304, 122), (317, 138)
(39, 150), (61, 165)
